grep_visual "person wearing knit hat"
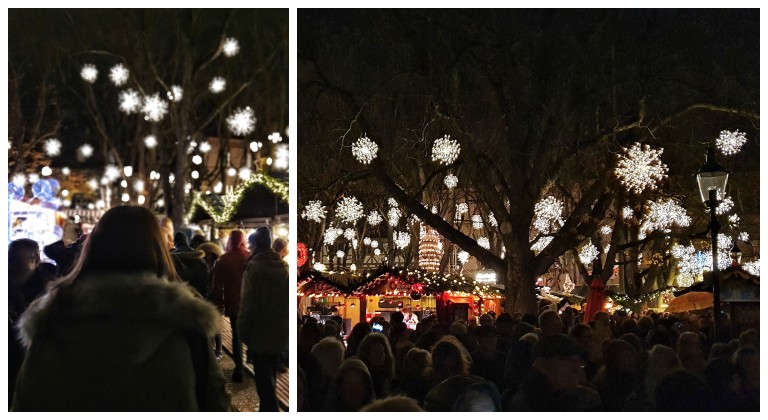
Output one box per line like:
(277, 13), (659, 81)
(238, 225), (288, 411)
(171, 231), (209, 297)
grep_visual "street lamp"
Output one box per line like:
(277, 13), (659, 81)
(696, 147), (730, 341)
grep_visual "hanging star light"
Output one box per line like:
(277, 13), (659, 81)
(44, 138), (62, 157)
(363, 237), (372, 246)
(367, 211), (383, 226)
(199, 141), (212, 153)
(133, 179), (145, 192)
(715, 130), (747, 156)
(471, 215), (484, 230)
(335, 250), (345, 259)
(351, 136), (378, 164)
(387, 197), (399, 207)
(600, 225), (613, 235)
(238, 167), (252, 180)
(533, 196), (565, 234)
(343, 228), (356, 241)
(388, 207), (402, 227)
(104, 165), (121, 181)
(143, 135), (158, 149)
(109, 64), (129, 86)
(614, 142), (669, 194)
(374, 248), (382, 256)
(87, 178), (99, 191)
(444, 173), (458, 189)
(431, 135), (460, 165)
(268, 132), (283, 143)
(79, 144), (94, 159)
(336, 196), (364, 223)
(223, 37), (240, 57)
(739, 232), (749, 242)
(80, 64), (98, 83)
(301, 200), (325, 222)
(639, 198), (691, 233)
(488, 213), (498, 227)
(477, 237), (491, 250)
(168, 85), (183, 102)
(728, 214), (740, 227)
(274, 144), (289, 170)
(622, 206), (634, 220)
(456, 202), (469, 216)
(715, 196), (733, 215)
(12, 173), (26, 187)
(118, 89), (141, 114)
(323, 225), (343, 245)
(395, 231), (412, 249)
(226, 107), (256, 136)
(579, 240), (599, 265)
(457, 250), (470, 264)
(743, 260), (760, 276)
(370, 240), (379, 249)
(209, 77), (226, 93)
(142, 93), (169, 122)
(530, 236), (553, 253)
(28, 174), (39, 184)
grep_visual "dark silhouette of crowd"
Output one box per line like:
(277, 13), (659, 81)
(297, 305), (760, 412)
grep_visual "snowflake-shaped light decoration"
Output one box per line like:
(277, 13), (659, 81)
(410, 214), (420, 225)
(530, 236), (553, 254)
(614, 142), (668, 194)
(457, 251), (470, 264)
(388, 207), (402, 227)
(639, 198), (691, 233)
(78, 144), (94, 159)
(336, 196), (364, 223)
(728, 214), (740, 227)
(456, 202), (469, 216)
(238, 167), (252, 180)
(444, 173), (458, 189)
(363, 237), (372, 246)
(109, 64), (129, 86)
(367, 211), (383, 226)
(370, 240), (379, 249)
(142, 93), (169, 122)
(28, 174), (39, 184)
(313, 262), (326, 271)
(600, 225), (613, 236)
(199, 141), (212, 153)
(226, 107), (256, 136)
(739, 232), (749, 243)
(209, 76), (226, 93)
(343, 228), (356, 241)
(374, 248), (382, 256)
(622, 206), (634, 220)
(44, 138), (62, 157)
(533, 196), (565, 234)
(87, 178), (99, 191)
(704, 250), (731, 271)
(323, 225), (343, 246)
(716, 130), (747, 156)
(394, 231), (412, 249)
(387, 197), (398, 207)
(715, 196), (733, 215)
(431, 205), (439, 214)
(222, 37), (240, 57)
(104, 165), (121, 182)
(579, 240), (599, 265)
(471, 214), (484, 230)
(717, 234), (733, 253)
(743, 260), (760, 276)
(477, 237), (491, 250)
(143, 135), (158, 149)
(672, 244), (701, 287)
(80, 64), (98, 83)
(12, 173), (26, 187)
(168, 85), (183, 102)
(268, 132), (283, 143)
(335, 250), (345, 259)
(351, 136), (378, 164)
(488, 213), (498, 227)
(431, 135), (460, 165)
(301, 200), (325, 223)
(118, 89), (141, 114)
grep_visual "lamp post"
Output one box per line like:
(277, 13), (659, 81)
(696, 147), (730, 342)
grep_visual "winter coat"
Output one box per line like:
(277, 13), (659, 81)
(210, 234), (250, 317)
(237, 249), (289, 354)
(12, 271), (232, 411)
(172, 247), (210, 298)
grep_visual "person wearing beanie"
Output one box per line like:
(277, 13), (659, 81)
(171, 231), (210, 297)
(238, 226), (288, 411)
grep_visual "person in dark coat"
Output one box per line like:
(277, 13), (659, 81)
(238, 227), (289, 411)
(210, 230), (250, 379)
(172, 232), (210, 298)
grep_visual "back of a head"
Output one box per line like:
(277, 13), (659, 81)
(452, 381), (501, 412)
(361, 396), (423, 412)
(450, 321), (468, 336)
(173, 231), (189, 248)
(226, 230), (247, 253)
(357, 332), (394, 375)
(647, 344), (682, 378)
(677, 331), (701, 354)
(708, 342), (733, 361)
(9, 238), (39, 271)
(311, 336), (345, 377)
(390, 311), (405, 324)
(400, 347), (432, 380)
(431, 335), (471, 379)
(738, 329), (759, 348)
(249, 226), (272, 253)
(654, 369), (711, 411)
(272, 237), (288, 255)
(74, 206), (175, 279)
(539, 309), (564, 336)
(479, 313), (494, 326)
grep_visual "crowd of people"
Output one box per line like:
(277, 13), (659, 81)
(296, 303), (760, 411)
(8, 206), (289, 411)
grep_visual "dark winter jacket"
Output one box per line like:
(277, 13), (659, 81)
(238, 249), (289, 354)
(210, 231), (250, 317)
(172, 246), (210, 298)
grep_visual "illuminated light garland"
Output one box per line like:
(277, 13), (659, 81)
(301, 200), (325, 222)
(80, 64), (98, 83)
(395, 231), (412, 249)
(226, 107), (256, 136)
(716, 130), (747, 156)
(639, 198), (691, 233)
(533, 196), (565, 234)
(209, 76), (226, 93)
(715, 196), (733, 215)
(367, 211), (383, 226)
(351, 136), (379, 164)
(444, 173), (458, 189)
(432, 135), (460, 165)
(419, 225), (442, 272)
(118, 89), (142, 114)
(44, 138), (62, 157)
(614, 142), (668, 195)
(336, 196), (364, 223)
(530, 236), (553, 254)
(743, 260), (760, 276)
(477, 237), (490, 249)
(388, 207), (402, 227)
(109, 64), (129, 86)
(223, 37), (240, 57)
(579, 239), (599, 265)
(142, 93), (169, 122)
(183, 172), (288, 224)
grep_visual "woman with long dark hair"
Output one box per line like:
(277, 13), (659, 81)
(12, 206), (231, 411)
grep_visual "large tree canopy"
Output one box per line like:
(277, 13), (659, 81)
(298, 9), (759, 313)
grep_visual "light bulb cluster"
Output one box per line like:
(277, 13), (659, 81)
(639, 198), (691, 233)
(395, 231), (412, 250)
(419, 225), (442, 272)
(579, 239), (599, 265)
(715, 130), (747, 156)
(302, 200), (326, 222)
(431, 135), (460, 165)
(533, 196), (565, 234)
(530, 236), (553, 254)
(352, 136), (379, 164)
(367, 211), (383, 226)
(444, 173), (458, 189)
(226, 107), (256, 136)
(614, 142), (668, 194)
(477, 237), (490, 250)
(336, 196), (364, 223)
(142, 93), (169, 122)
(387, 207), (402, 227)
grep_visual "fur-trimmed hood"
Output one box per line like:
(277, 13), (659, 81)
(17, 271), (220, 349)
